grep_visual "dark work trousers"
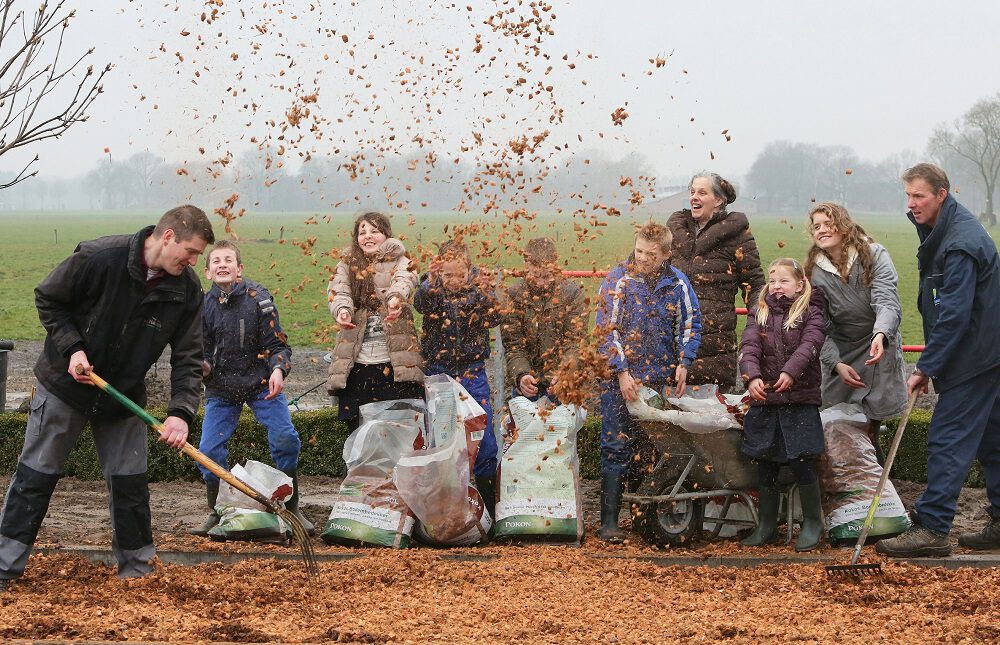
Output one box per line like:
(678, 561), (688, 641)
(599, 381), (663, 486)
(915, 365), (1000, 535)
(0, 383), (154, 580)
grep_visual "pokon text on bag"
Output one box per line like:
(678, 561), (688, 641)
(494, 396), (586, 543)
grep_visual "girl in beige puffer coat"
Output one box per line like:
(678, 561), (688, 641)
(326, 212), (424, 429)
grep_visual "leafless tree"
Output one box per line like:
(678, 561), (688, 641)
(0, 1), (111, 189)
(930, 93), (1000, 227)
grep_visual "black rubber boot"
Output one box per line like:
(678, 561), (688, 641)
(597, 472), (627, 543)
(190, 483), (220, 537)
(474, 474), (497, 522)
(742, 486), (780, 546)
(795, 480), (825, 552)
(282, 470), (315, 536)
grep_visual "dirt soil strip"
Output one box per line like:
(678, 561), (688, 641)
(0, 550), (998, 643)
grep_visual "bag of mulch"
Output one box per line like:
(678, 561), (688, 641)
(493, 396), (586, 543)
(394, 375), (492, 546)
(626, 385), (745, 433)
(210, 460), (293, 542)
(360, 398), (428, 447)
(820, 403), (910, 542)
(321, 413), (423, 548)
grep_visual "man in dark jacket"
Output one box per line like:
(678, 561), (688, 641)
(0, 205), (214, 590)
(193, 240), (311, 538)
(877, 163), (1000, 558)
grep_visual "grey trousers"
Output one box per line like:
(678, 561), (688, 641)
(0, 383), (155, 579)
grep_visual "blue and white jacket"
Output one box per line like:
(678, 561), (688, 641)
(596, 259), (702, 384)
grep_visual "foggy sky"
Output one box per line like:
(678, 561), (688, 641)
(2, 0), (998, 185)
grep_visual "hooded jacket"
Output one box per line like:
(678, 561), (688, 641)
(500, 277), (589, 389)
(668, 209), (765, 387)
(739, 289), (827, 406)
(909, 194), (1000, 391)
(413, 269), (501, 371)
(325, 238), (423, 392)
(33, 226), (204, 422)
(203, 278), (292, 403)
(596, 259), (702, 384)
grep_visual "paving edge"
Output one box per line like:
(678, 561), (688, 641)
(33, 546), (1000, 569)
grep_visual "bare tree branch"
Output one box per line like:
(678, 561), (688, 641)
(0, 1), (110, 189)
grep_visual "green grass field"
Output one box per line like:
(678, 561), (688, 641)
(2, 208), (990, 348)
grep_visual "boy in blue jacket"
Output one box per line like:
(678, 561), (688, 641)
(192, 241), (313, 537)
(595, 222), (702, 542)
(414, 240), (502, 518)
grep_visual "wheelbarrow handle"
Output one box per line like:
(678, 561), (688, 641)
(80, 368), (278, 512)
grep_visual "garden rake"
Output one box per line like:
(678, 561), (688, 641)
(826, 390), (919, 578)
(77, 367), (320, 579)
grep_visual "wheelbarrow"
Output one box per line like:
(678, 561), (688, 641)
(623, 391), (798, 548)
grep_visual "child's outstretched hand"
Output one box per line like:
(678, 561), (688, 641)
(384, 295), (403, 321)
(865, 332), (886, 365)
(774, 372), (795, 392)
(748, 378), (767, 401)
(265, 367), (284, 400)
(336, 308), (356, 329)
(673, 364), (688, 397)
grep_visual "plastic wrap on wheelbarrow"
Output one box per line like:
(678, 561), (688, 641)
(495, 396), (586, 542)
(819, 403), (910, 541)
(627, 386), (742, 434)
(211, 461), (292, 542)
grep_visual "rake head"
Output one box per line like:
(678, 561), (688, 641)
(825, 562), (883, 577)
(278, 508), (321, 580)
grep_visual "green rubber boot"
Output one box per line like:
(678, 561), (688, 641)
(597, 472), (627, 543)
(742, 486), (780, 546)
(190, 483), (220, 537)
(795, 480), (824, 552)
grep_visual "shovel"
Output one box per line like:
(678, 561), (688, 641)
(826, 390), (919, 577)
(78, 367), (320, 579)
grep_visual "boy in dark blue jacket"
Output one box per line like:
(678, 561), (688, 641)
(595, 222), (702, 542)
(414, 240), (502, 517)
(192, 241), (312, 537)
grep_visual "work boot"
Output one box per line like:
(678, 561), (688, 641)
(795, 480), (824, 552)
(876, 525), (952, 558)
(190, 482), (220, 537)
(282, 469), (315, 536)
(597, 472), (627, 543)
(742, 486), (780, 546)
(0, 579), (9, 593)
(474, 474), (497, 522)
(958, 507), (1000, 550)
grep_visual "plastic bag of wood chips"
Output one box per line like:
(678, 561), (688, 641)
(494, 396), (586, 542)
(360, 399), (428, 447)
(210, 460), (293, 542)
(627, 385), (744, 434)
(394, 375), (492, 546)
(321, 414), (423, 548)
(820, 403), (910, 542)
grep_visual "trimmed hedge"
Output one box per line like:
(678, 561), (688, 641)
(0, 406), (984, 487)
(881, 408), (985, 488)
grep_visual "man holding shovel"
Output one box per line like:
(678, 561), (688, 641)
(0, 206), (214, 590)
(876, 164), (1000, 557)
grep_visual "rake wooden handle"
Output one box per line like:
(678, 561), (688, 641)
(79, 367), (278, 511)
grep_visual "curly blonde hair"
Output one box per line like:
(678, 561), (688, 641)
(804, 202), (875, 287)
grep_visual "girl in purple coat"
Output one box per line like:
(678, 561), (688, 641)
(738, 258), (827, 551)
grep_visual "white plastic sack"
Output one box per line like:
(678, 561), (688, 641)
(394, 375), (491, 546)
(322, 418), (422, 548)
(494, 396), (586, 542)
(820, 403), (910, 541)
(626, 385), (743, 434)
(211, 460), (293, 541)
(360, 399), (427, 447)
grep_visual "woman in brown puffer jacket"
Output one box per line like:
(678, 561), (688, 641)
(667, 172), (765, 390)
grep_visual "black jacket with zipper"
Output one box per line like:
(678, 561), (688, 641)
(33, 226), (204, 423)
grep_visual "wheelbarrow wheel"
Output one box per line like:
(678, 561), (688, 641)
(645, 482), (704, 549)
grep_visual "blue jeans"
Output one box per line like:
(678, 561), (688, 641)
(428, 362), (497, 477)
(599, 381), (660, 480)
(198, 390), (301, 485)
(915, 365), (1000, 535)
